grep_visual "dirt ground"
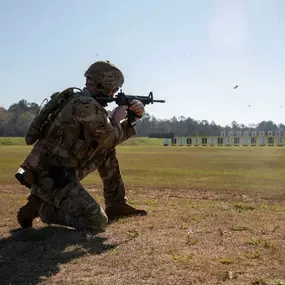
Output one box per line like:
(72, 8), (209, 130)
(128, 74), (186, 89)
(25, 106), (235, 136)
(1, 184), (285, 285)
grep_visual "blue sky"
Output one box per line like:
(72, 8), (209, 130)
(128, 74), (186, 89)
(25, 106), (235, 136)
(0, 0), (284, 126)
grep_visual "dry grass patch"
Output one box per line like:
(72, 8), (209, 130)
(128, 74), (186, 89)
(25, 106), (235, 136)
(1, 185), (285, 284)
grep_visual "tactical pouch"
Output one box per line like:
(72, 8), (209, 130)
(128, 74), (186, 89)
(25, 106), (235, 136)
(48, 167), (75, 189)
(15, 167), (36, 189)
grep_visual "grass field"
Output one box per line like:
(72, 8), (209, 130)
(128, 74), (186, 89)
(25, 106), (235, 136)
(1, 138), (285, 285)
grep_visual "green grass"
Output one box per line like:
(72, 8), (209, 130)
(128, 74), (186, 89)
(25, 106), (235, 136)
(2, 143), (285, 200)
(0, 137), (26, 146)
(0, 136), (165, 146)
(1, 136), (284, 146)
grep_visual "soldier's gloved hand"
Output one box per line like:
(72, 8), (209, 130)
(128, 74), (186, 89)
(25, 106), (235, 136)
(129, 99), (145, 118)
(111, 105), (128, 124)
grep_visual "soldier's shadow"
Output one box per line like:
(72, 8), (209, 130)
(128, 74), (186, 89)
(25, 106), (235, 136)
(0, 226), (118, 285)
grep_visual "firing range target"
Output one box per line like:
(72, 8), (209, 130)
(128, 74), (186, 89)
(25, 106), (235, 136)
(166, 130), (284, 148)
(251, 137), (257, 146)
(277, 136), (283, 146)
(268, 137), (274, 146)
(225, 137), (231, 146)
(202, 138), (207, 145)
(218, 137), (223, 145)
(234, 137), (240, 145)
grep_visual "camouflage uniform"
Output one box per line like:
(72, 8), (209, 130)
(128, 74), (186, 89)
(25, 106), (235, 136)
(18, 86), (136, 233)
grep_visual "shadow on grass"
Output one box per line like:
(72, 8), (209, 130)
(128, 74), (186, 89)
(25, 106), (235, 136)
(0, 226), (118, 285)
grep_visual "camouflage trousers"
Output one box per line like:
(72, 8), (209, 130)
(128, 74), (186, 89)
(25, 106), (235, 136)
(97, 148), (127, 208)
(31, 148), (127, 231)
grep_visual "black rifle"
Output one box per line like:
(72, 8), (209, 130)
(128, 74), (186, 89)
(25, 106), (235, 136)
(96, 89), (166, 127)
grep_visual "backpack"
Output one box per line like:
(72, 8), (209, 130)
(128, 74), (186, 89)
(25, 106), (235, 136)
(25, 87), (82, 145)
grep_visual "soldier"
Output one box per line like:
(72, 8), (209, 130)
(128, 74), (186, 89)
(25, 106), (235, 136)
(16, 60), (147, 233)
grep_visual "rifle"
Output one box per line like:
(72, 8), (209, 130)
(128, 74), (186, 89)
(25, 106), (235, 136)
(96, 89), (166, 127)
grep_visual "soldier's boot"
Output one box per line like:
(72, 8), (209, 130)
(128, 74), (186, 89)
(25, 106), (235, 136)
(17, 194), (43, 228)
(105, 203), (147, 221)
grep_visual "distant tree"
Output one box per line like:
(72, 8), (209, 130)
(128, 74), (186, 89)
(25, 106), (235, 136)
(0, 99), (284, 137)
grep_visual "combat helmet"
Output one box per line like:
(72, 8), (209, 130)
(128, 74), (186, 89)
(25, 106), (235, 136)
(84, 60), (124, 95)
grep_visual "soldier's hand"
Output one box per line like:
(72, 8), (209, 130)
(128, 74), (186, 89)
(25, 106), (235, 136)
(111, 106), (128, 124)
(129, 99), (145, 118)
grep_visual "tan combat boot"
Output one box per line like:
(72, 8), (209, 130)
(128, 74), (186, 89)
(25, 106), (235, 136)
(17, 194), (43, 228)
(105, 203), (147, 221)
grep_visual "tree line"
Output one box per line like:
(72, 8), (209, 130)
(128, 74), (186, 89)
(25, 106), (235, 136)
(0, 99), (284, 137)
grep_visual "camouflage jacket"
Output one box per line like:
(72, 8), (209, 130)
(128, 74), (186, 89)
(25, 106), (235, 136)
(20, 88), (135, 172)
